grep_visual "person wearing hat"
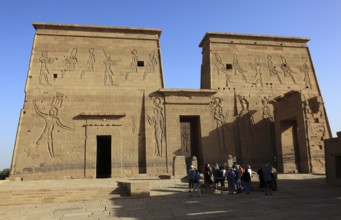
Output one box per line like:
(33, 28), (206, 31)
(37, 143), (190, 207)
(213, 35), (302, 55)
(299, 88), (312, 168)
(187, 165), (195, 192)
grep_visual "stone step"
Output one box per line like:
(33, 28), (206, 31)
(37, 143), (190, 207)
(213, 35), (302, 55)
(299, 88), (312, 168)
(0, 186), (129, 206)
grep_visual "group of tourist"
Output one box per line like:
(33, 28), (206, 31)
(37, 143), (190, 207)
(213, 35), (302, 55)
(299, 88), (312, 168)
(187, 162), (277, 197)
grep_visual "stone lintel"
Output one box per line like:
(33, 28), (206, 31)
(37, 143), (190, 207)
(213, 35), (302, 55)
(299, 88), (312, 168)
(159, 88), (217, 97)
(79, 112), (126, 118)
(273, 90), (302, 102)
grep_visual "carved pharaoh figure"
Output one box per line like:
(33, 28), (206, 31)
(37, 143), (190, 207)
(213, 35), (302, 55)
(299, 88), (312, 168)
(250, 56), (263, 87)
(32, 100), (72, 158)
(233, 53), (248, 82)
(39, 51), (55, 85)
(103, 50), (118, 86)
(214, 53), (232, 86)
(267, 55), (282, 83)
(80, 48), (96, 79)
(302, 62), (312, 89)
(280, 55), (297, 84)
(61, 48), (78, 77)
(237, 95), (255, 150)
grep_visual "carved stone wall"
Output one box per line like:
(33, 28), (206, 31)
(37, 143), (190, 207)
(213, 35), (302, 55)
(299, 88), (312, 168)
(10, 24), (331, 180)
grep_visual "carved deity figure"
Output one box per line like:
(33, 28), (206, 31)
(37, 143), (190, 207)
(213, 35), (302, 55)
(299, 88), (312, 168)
(250, 56), (263, 87)
(237, 95), (255, 149)
(80, 48), (96, 79)
(144, 51), (158, 79)
(33, 100), (72, 157)
(103, 51), (118, 86)
(39, 51), (54, 85)
(267, 55), (282, 83)
(61, 48), (78, 77)
(262, 97), (273, 121)
(302, 62), (312, 89)
(280, 55), (297, 84)
(147, 98), (165, 157)
(211, 97), (228, 153)
(233, 53), (248, 82)
(125, 49), (138, 80)
(181, 126), (190, 153)
(214, 53), (232, 86)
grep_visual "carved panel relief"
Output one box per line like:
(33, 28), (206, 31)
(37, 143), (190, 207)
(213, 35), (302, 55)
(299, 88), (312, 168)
(280, 55), (297, 84)
(38, 51), (56, 85)
(144, 50), (158, 79)
(211, 97), (229, 153)
(103, 50), (120, 86)
(61, 48), (78, 77)
(80, 48), (96, 79)
(147, 97), (165, 157)
(26, 92), (72, 158)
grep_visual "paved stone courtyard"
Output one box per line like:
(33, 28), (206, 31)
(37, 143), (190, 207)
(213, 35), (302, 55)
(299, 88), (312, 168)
(0, 174), (340, 219)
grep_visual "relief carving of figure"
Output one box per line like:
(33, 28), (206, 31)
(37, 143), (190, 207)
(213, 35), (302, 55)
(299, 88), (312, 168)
(233, 53), (248, 82)
(250, 56), (263, 87)
(103, 50), (119, 86)
(61, 48), (78, 77)
(146, 51), (157, 72)
(302, 62), (312, 89)
(262, 97), (273, 121)
(237, 95), (256, 150)
(211, 97), (228, 153)
(267, 55), (282, 83)
(147, 98), (165, 157)
(181, 125), (190, 153)
(214, 53), (232, 86)
(80, 48), (96, 79)
(280, 55), (297, 84)
(39, 51), (55, 85)
(125, 49), (138, 80)
(32, 100), (72, 158)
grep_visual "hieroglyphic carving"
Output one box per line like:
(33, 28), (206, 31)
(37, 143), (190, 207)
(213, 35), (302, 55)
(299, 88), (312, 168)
(80, 48), (96, 79)
(27, 93), (72, 158)
(125, 49), (138, 80)
(250, 56), (263, 87)
(214, 53), (232, 86)
(280, 55), (297, 84)
(103, 50), (119, 86)
(61, 48), (78, 77)
(39, 51), (56, 85)
(147, 98), (165, 157)
(143, 51), (158, 79)
(267, 55), (282, 83)
(51, 92), (65, 108)
(211, 97), (228, 153)
(233, 53), (248, 82)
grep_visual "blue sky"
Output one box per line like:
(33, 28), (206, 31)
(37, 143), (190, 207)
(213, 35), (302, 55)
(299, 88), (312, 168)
(0, 0), (340, 170)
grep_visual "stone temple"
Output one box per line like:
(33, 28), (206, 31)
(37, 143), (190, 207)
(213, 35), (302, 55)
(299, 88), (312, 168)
(10, 23), (331, 180)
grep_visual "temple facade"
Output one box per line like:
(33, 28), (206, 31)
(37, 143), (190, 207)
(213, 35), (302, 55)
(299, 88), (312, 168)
(10, 23), (331, 180)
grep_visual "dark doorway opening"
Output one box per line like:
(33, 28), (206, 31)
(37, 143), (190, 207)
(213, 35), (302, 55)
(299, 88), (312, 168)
(280, 120), (300, 172)
(96, 135), (112, 178)
(180, 116), (202, 168)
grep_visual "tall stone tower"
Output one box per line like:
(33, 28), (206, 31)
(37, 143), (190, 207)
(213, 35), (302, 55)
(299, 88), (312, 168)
(11, 23), (165, 180)
(199, 32), (331, 173)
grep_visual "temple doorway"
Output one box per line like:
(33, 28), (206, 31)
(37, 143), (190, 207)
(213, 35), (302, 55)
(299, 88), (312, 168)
(96, 135), (112, 178)
(180, 116), (203, 168)
(280, 120), (301, 172)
